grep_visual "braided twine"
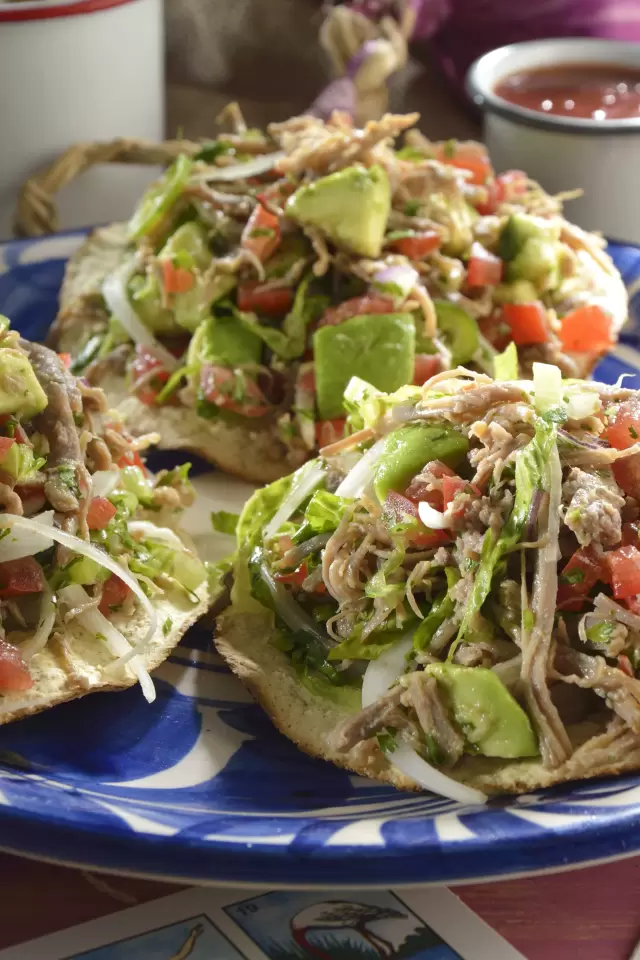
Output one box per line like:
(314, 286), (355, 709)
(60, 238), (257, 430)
(14, 3), (414, 238)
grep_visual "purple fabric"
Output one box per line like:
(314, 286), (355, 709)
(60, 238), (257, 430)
(333, 1), (640, 91)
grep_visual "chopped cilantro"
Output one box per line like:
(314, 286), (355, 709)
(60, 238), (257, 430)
(404, 199), (421, 217)
(162, 617), (173, 636)
(562, 568), (585, 585)
(630, 426), (639, 440)
(376, 727), (397, 753)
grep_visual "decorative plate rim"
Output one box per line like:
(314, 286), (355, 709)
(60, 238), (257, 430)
(0, 229), (640, 888)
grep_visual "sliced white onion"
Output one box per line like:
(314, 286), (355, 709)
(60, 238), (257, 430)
(362, 634), (414, 706)
(372, 264), (418, 307)
(417, 501), (448, 530)
(362, 634), (487, 804)
(91, 470), (121, 498)
(335, 438), (387, 499)
(128, 521), (185, 549)
(259, 562), (329, 648)
(263, 461), (325, 541)
(198, 151), (285, 183)
(566, 390), (600, 421)
(532, 362), (563, 415)
(58, 584), (155, 703)
(0, 510), (54, 562)
(387, 742), (487, 805)
(102, 260), (178, 372)
(0, 513), (158, 687)
(19, 584), (56, 661)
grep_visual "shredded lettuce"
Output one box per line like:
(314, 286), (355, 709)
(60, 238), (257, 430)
(211, 510), (239, 536)
(328, 622), (411, 661)
(493, 342), (518, 381)
(233, 274), (328, 360)
(207, 555), (234, 607)
(235, 474), (293, 551)
(343, 376), (422, 432)
(452, 417), (556, 652)
(413, 568), (459, 651)
(302, 490), (352, 535)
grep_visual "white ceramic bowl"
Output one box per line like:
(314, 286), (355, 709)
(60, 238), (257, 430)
(467, 38), (640, 244)
(0, 0), (165, 240)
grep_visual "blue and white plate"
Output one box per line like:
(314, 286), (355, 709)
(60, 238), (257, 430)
(1, 231), (640, 889)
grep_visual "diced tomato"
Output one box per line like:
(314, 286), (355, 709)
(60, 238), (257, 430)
(275, 561), (308, 587)
(256, 181), (296, 208)
(613, 457), (640, 500)
(390, 232), (441, 259)
(0, 437), (15, 459)
(316, 419), (345, 448)
(86, 497), (117, 531)
(384, 490), (450, 548)
(99, 575), (131, 616)
(0, 639), (32, 692)
(557, 546), (608, 609)
(318, 295), (395, 328)
(606, 399), (640, 451)
(237, 283), (293, 316)
(441, 475), (481, 512)
(0, 557), (44, 598)
(478, 311), (512, 352)
(131, 346), (170, 406)
(466, 243), (503, 287)
(161, 260), (194, 295)
(435, 141), (493, 185)
(496, 170), (528, 203)
(413, 353), (442, 385)
(622, 522), (640, 547)
(559, 305), (614, 354)
(405, 461), (455, 507)
(502, 301), (549, 346)
(607, 545), (640, 600)
(475, 179), (500, 216)
(618, 654), (635, 677)
(605, 399), (640, 497)
(201, 364), (270, 418)
(116, 450), (145, 471)
(57, 352), (72, 368)
(241, 203), (281, 262)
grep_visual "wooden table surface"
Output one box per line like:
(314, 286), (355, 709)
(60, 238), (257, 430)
(1, 852), (639, 958)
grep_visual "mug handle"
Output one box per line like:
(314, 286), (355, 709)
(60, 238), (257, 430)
(13, 137), (201, 239)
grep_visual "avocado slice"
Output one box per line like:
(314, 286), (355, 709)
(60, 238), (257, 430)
(160, 222), (213, 271)
(425, 663), (538, 759)
(313, 312), (415, 420)
(286, 164), (391, 258)
(433, 300), (479, 366)
(373, 423), (468, 502)
(498, 213), (561, 262)
(0, 350), (47, 419)
(507, 236), (561, 293)
(187, 313), (262, 370)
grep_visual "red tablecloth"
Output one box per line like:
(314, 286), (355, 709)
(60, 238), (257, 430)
(1, 853), (639, 958)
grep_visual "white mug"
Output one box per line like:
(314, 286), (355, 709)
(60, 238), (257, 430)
(467, 38), (640, 245)
(0, 0), (165, 240)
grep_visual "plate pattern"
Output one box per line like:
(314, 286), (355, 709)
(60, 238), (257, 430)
(0, 232), (639, 886)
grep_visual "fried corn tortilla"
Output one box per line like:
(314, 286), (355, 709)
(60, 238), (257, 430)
(52, 111), (628, 484)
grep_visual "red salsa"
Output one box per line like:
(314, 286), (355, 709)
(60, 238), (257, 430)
(494, 63), (640, 121)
